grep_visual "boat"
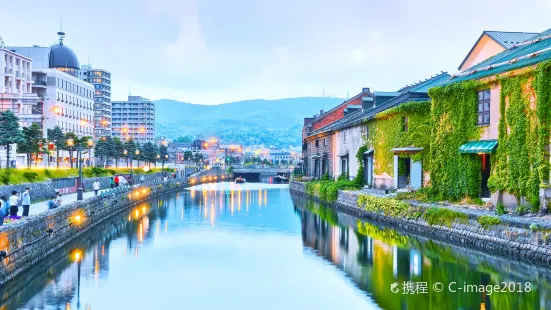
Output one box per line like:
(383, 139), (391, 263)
(235, 177), (246, 184)
(273, 175), (289, 184)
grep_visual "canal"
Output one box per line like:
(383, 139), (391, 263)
(2, 182), (550, 309)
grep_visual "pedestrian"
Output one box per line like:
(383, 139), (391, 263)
(140, 175), (145, 184)
(93, 180), (100, 195)
(47, 195), (57, 210)
(114, 175), (119, 187)
(109, 176), (115, 189)
(9, 191), (19, 216)
(55, 192), (62, 208)
(21, 187), (31, 217)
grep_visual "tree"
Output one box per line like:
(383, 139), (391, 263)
(113, 137), (124, 168)
(0, 110), (23, 168)
(17, 123), (43, 168)
(142, 142), (157, 168)
(63, 132), (78, 168)
(183, 150), (193, 165)
(175, 136), (192, 143)
(135, 142), (144, 168)
(159, 144), (169, 168)
(94, 138), (108, 165)
(47, 126), (65, 168)
(193, 152), (204, 167)
(123, 138), (136, 167)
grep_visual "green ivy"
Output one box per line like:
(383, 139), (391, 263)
(423, 207), (469, 227)
(306, 179), (361, 202)
(364, 101), (432, 177)
(429, 81), (483, 200)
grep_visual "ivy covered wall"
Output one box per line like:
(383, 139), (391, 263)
(429, 60), (551, 205)
(429, 81), (483, 200)
(364, 101), (432, 177)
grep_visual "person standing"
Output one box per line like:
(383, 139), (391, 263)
(140, 175), (145, 184)
(55, 192), (62, 208)
(109, 176), (115, 189)
(9, 191), (19, 216)
(114, 175), (119, 187)
(21, 187), (31, 217)
(93, 180), (100, 195)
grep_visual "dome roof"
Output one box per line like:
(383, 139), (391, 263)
(49, 32), (80, 70)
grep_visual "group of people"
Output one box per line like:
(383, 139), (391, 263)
(0, 188), (33, 225)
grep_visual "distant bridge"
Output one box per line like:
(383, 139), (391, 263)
(231, 167), (293, 183)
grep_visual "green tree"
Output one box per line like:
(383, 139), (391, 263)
(113, 137), (124, 168)
(175, 136), (192, 143)
(143, 142), (157, 168)
(183, 150), (193, 165)
(63, 132), (78, 168)
(123, 138), (136, 167)
(17, 123), (43, 168)
(47, 126), (64, 168)
(94, 138), (108, 166)
(193, 152), (204, 166)
(0, 110), (23, 168)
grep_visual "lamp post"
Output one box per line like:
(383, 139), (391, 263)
(132, 149), (139, 185)
(87, 139), (93, 167)
(68, 138), (84, 201)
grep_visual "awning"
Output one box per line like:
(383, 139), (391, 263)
(390, 147), (424, 154)
(338, 152), (349, 158)
(363, 148), (374, 155)
(458, 140), (498, 154)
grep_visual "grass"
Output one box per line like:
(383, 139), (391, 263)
(0, 167), (171, 185)
(477, 215), (501, 229)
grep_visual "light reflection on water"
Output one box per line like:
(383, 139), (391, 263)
(1, 183), (550, 310)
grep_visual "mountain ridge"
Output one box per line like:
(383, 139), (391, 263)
(155, 97), (344, 147)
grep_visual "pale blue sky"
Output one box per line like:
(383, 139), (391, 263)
(1, 0), (550, 104)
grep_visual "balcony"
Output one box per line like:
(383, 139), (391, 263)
(33, 80), (47, 88)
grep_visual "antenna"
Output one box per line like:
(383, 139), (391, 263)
(0, 36), (4, 49)
(57, 17), (65, 45)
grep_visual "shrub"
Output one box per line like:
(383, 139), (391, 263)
(23, 171), (38, 181)
(357, 194), (421, 219)
(477, 215), (501, 229)
(516, 204), (530, 215)
(0, 169), (11, 184)
(495, 203), (506, 215)
(423, 207), (468, 227)
(306, 179), (361, 202)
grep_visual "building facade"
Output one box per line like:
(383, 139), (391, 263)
(111, 96), (155, 143)
(80, 65), (111, 137)
(0, 48), (41, 167)
(34, 68), (95, 138)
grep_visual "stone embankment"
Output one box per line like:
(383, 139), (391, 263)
(0, 176), (223, 285)
(290, 181), (551, 266)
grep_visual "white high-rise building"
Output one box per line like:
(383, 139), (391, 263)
(80, 65), (112, 137)
(112, 96), (155, 143)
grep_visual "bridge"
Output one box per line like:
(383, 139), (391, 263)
(231, 167), (293, 183)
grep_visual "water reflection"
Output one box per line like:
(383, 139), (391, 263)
(293, 195), (551, 310)
(2, 184), (551, 310)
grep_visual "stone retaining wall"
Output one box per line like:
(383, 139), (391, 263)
(290, 181), (551, 266)
(0, 177), (203, 285)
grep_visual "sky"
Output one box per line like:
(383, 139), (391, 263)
(1, 0), (550, 105)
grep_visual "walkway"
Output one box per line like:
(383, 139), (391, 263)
(28, 190), (106, 216)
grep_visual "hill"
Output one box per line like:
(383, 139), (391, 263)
(155, 97), (343, 147)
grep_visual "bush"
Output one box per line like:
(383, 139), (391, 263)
(0, 169), (10, 184)
(23, 171), (38, 181)
(495, 203), (506, 215)
(306, 179), (361, 202)
(423, 207), (468, 227)
(357, 194), (421, 219)
(477, 215), (501, 229)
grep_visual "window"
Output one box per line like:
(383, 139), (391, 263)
(477, 90), (491, 125)
(315, 139), (319, 147)
(323, 138), (327, 146)
(402, 116), (409, 132)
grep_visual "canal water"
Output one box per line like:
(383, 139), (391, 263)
(2, 182), (551, 309)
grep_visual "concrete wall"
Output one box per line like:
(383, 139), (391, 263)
(333, 125), (363, 180)
(0, 176), (212, 285)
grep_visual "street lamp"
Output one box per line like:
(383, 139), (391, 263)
(87, 139), (93, 167)
(68, 138), (84, 201)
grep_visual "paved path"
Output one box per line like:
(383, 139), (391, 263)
(27, 190), (106, 216)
